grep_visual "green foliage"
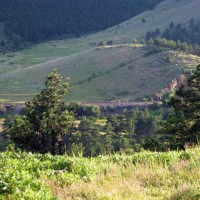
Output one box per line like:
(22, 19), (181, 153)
(64, 106), (162, 156)
(159, 65), (200, 149)
(1, 147), (200, 199)
(147, 37), (194, 54)
(145, 20), (200, 54)
(4, 70), (74, 155)
(0, 140), (11, 152)
(2, 70), (164, 156)
(0, 149), (54, 199)
(0, 148), (98, 199)
(67, 103), (100, 118)
(146, 20), (200, 46)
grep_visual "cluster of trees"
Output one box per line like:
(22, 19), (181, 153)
(3, 70), (163, 156)
(145, 37), (194, 53)
(64, 104), (162, 156)
(4, 64), (200, 155)
(146, 19), (200, 45)
(0, 0), (163, 46)
(145, 65), (200, 151)
(145, 20), (200, 54)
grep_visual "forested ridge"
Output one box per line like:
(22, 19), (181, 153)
(145, 19), (200, 55)
(0, 0), (163, 44)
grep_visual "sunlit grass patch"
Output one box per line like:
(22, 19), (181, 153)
(1, 147), (199, 199)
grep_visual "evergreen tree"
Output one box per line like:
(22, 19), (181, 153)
(5, 70), (74, 155)
(160, 65), (200, 149)
(78, 116), (102, 156)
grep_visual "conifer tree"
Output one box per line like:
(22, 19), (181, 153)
(6, 70), (73, 155)
(161, 65), (200, 149)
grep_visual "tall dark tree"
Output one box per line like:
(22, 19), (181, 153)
(160, 65), (200, 149)
(146, 20), (200, 48)
(5, 70), (74, 155)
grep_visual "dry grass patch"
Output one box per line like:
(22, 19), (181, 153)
(46, 157), (200, 200)
(1, 148), (200, 199)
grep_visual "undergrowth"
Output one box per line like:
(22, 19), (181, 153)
(0, 147), (200, 199)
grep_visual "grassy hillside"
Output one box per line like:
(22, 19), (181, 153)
(0, 0), (200, 102)
(1, 44), (200, 102)
(91, 0), (200, 42)
(0, 148), (200, 199)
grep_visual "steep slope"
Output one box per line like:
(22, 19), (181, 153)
(0, 0), (163, 44)
(0, 0), (200, 102)
(88, 0), (200, 43)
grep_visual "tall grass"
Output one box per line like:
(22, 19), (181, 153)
(0, 147), (200, 199)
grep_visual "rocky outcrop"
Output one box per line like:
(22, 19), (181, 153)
(163, 74), (189, 93)
(153, 73), (190, 100)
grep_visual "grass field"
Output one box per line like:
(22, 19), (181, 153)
(0, 0), (200, 102)
(0, 147), (200, 199)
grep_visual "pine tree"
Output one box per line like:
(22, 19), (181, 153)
(161, 65), (200, 149)
(5, 70), (74, 154)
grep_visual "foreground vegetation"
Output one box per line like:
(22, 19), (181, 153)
(0, 147), (200, 199)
